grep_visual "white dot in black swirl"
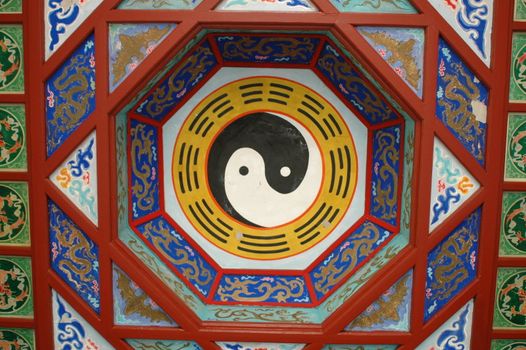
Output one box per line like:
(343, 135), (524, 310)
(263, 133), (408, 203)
(207, 112), (322, 228)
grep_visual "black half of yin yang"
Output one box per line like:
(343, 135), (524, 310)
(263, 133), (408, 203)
(207, 112), (309, 227)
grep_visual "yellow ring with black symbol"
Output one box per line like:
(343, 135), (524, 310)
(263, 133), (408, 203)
(172, 76), (358, 260)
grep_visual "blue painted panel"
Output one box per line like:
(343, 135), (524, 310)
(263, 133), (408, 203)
(134, 40), (218, 121)
(135, 216), (216, 297)
(215, 35), (320, 64)
(436, 39), (488, 165)
(49, 200), (100, 312)
(46, 35), (96, 157)
(129, 119), (160, 219)
(310, 220), (393, 300)
(316, 43), (399, 125)
(370, 125), (401, 226)
(425, 209), (481, 320)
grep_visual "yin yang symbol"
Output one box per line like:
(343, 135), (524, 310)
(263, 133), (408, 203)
(207, 112), (322, 228)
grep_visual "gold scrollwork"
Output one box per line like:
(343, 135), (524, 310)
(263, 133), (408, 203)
(347, 274), (410, 329)
(360, 30), (421, 91)
(222, 37), (316, 62)
(127, 236), (199, 309)
(212, 308), (310, 323)
(112, 25), (172, 85)
(217, 277), (307, 303)
(48, 53), (95, 151)
(313, 222), (381, 295)
(439, 63), (484, 158)
(130, 122), (157, 213)
(144, 46), (215, 119)
(429, 224), (478, 301)
(373, 130), (399, 222)
(115, 268), (173, 323)
(140, 220), (214, 288)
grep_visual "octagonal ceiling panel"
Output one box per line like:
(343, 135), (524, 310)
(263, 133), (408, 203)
(116, 31), (414, 323)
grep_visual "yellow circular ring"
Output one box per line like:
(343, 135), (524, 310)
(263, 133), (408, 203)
(172, 76), (358, 260)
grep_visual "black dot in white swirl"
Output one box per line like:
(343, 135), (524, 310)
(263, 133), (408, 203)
(207, 112), (322, 228)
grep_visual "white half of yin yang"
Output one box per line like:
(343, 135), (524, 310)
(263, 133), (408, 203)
(224, 114), (322, 227)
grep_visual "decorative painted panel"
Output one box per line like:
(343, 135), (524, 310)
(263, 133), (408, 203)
(214, 274), (311, 304)
(52, 290), (114, 350)
(45, 0), (103, 59)
(510, 33), (526, 102)
(329, 0), (416, 13)
(416, 300), (473, 349)
(214, 35), (321, 64)
(128, 340), (203, 350)
(129, 119), (160, 219)
(49, 201), (100, 312)
(109, 23), (176, 92)
(216, 0), (317, 12)
(322, 346), (397, 350)
(0, 256), (32, 317)
(316, 42), (399, 125)
(429, 138), (479, 231)
(345, 270), (412, 332)
(0, 328), (34, 350)
(45, 35), (95, 157)
(428, 0), (493, 66)
(500, 192), (526, 256)
(0, 25), (23, 93)
(50, 131), (98, 225)
(425, 209), (480, 320)
(492, 340), (526, 350)
(370, 125), (401, 227)
(133, 39), (218, 122)
(515, 0), (526, 21)
(135, 216), (216, 298)
(0, 0), (21, 13)
(217, 343), (304, 350)
(0, 182), (29, 246)
(113, 264), (178, 327)
(0, 105), (26, 171)
(118, 0), (203, 10)
(505, 113), (526, 180)
(357, 27), (424, 97)
(310, 221), (393, 300)
(493, 268), (526, 328)
(436, 38), (488, 165)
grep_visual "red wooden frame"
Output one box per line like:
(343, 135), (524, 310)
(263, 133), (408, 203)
(1, 0), (514, 348)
